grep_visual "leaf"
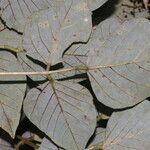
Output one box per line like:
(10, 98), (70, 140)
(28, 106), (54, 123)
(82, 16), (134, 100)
(0, 0), (51, 32)
(87, 18), (150, 109)
(103, 100), (150, 150)
(91, 17), (121, 41)
(17, 52), (46, 81)
(0, 51), (26, 138)
(53, 43), (90, 82)
(0, 22), (23, 53)
(88, 127), (106, 149)
(54, 17), (121, 80)
(0, 138), (14, 150)
(23, 0), (92, 65)
(87, 0), (108, 11)
(38, 138), (62, 150)
(24, 80), (96, 150)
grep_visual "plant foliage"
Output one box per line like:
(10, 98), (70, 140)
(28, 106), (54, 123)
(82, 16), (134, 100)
(0, 0), (150, 150)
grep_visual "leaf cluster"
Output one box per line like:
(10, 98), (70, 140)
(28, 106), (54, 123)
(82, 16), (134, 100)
(0, 0), (150, 150)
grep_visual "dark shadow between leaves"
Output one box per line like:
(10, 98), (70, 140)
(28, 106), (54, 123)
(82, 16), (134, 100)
(79, 79), (114, 116)
(0, 128), (14, 148)
(26, 54), (64, 71)
(15, 116), (64, 150)
(14, 117), (44, 150)
(63, 41), (90, 56)
(85, 128), (96, 149)
(0, 80), (27, 84)
(113, 97), (150, 112)
(92, 0), (120, 26)
(0, 17), (23, 35)
(26, 55), (47, 70)
(57, 73), (87, 81)
(0, 49), (17, 57)
(26, 76), (47, 89)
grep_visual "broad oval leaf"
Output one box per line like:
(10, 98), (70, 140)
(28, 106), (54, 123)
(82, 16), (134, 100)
(24, 80), (96, 150)
(87, 0), (108, 11)
(23, 0), (92, 65)
(38, 137), (62, 150)
(0, 22), (23, 53)
(103, 100), (150, 150)
(87, 18), (150, 109)
(0, 51), (26, 138)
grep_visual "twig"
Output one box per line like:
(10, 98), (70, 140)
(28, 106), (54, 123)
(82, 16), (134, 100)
(0, 61), (139, 76)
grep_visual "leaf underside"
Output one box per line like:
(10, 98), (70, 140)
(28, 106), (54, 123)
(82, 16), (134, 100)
(24, 80), (96, 150)
(104, 100), (150, 150)
(0, 51), (26, 138)
(38, 137), (62, 150)
(87, 18), (150, 109)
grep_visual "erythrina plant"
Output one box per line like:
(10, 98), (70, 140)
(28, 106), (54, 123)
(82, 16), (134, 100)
(0, 0), (150, 150)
